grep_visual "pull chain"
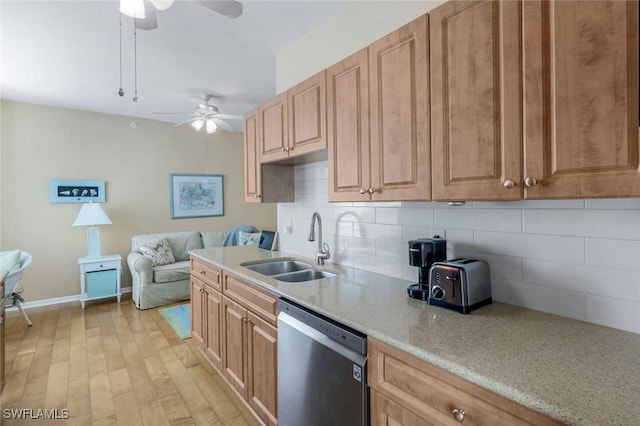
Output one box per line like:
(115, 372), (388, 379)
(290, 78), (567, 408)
(132, 21), (139, 103)
(204, 132), (210, 175)
(118, 13), (124, 96)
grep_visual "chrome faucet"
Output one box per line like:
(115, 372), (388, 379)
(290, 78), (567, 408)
(308, 212), (330, 265)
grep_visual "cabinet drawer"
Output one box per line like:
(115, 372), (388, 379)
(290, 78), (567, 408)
(190, 257), (222, 292)
(369, 339), (561, 426)
(222, 272), (277, 326)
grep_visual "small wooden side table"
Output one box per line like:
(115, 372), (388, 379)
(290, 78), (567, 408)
(78, 255), (122, 309)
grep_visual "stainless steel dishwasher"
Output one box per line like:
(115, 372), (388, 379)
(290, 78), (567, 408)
(277, 298), (369, 426)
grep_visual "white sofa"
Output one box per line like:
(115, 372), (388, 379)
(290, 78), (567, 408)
(127, 230), (228, 309)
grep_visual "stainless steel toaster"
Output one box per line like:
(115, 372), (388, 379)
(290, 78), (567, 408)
(428, 258), (492, 314)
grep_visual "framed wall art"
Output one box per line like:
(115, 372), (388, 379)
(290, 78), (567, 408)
(170, 174), (224, 219)
(50, 180), (106, 203)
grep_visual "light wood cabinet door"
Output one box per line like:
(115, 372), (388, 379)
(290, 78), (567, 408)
(369, 14), (431, 201)
(523, 0), (640, 199)
(259, 92), (289, 163)
(246, 310), (278, 426)
(244, 108), (261, 202)
(288, 70), (327, 157)
(205, 287), (222, 371)
(371, 389), (435, 426)
(190, 276), (205, 348)
(431, 0), (522, 201)
(327, 48), (371, 202)
(222, 296), (248, 399)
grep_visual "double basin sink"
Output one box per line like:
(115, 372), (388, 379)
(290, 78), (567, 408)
(240, 258), (336, 283)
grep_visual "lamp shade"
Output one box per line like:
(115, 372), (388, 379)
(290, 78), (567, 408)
(72, 203), (112, 227)
(120, 0), (146, 18)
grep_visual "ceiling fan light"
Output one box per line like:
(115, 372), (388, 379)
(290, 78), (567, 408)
(120, 0), (146, 18)
(150, 0), (174, 11)
(206, 119), (218, 133)
(191, 118), (204, 131)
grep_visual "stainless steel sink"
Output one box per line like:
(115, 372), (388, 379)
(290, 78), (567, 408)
(241, 259), (313, 276)
(274, 269), (336, 282)
(240, 258), (336, 282)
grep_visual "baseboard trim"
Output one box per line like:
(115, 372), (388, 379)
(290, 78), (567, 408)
(5, 287), (133, 312)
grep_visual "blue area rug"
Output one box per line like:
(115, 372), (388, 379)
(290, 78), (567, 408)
(159, 303), (191, 339)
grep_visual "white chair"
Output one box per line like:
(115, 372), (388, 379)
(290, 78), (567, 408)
(4, 251), (33, 326)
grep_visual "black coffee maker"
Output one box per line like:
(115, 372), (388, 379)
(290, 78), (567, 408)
(407, 237), (447, 300)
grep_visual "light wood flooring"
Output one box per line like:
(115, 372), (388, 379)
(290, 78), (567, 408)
(1, 298), (260, 426)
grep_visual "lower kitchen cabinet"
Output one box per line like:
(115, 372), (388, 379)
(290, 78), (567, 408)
(246, 310), (278, 426)
(369, 338), (562, 426)
(222, 295), (249, 399)
(191, 260), (278, 426)
(371, 389), (433, 426)
(190, 274), (223, 371)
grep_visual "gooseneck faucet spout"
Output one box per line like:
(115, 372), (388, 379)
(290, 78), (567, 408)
(308, 212), (330, 265)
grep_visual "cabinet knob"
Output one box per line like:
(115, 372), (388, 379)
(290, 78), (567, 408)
(525, 176), (539, 187)
(452, 408), (466, 422)
(367, 187), (377, 194)
(288, 147), (293, 152)
(281, 147), (286, 152)
(360, 187), (367, 195)
(503, 179), (516, 189)
(199, 270), (205, 275)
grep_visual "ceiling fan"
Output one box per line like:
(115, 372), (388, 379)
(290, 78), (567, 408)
(120, 0), (243, 31)
(151, 95), (244, 133)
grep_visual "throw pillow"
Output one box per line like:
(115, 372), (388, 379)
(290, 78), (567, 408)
(238, 231), (262, 246)
(136, 237), (175, 266)
(0, 250), (21, 274)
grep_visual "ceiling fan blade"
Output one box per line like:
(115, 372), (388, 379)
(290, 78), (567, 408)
(217, 113), (243, 120)
(214, 118), (241, 132)
(135, 1), (158, 30)
(197, 0), (243, 19)
(174, 117), (199, 127)
(150, 112), (198, 116)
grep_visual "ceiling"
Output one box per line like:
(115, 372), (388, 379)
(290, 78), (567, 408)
(1, 0), (343, 131)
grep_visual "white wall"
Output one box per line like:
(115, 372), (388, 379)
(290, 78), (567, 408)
(278, 162), (640, 334)
(276, 2), (640, 334)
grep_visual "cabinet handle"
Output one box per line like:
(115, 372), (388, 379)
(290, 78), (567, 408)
(359, 187), (367, 195)
(503, 179), (516, 189)
(199, 270), (206, 275)
(452, 408), (465, 422)
(288, 146), (293, 151)
(524, 176), (539, 187)
(242, 317), (248, 323)
(367, 187), (377, 194)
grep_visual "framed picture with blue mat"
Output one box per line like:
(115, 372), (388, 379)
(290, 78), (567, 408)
(159, 303), (191, 339)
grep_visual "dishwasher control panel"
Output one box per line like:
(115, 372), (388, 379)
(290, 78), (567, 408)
(278, 298), (367, 355)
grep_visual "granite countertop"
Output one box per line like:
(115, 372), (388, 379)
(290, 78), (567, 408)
(190, 246), (640, 426)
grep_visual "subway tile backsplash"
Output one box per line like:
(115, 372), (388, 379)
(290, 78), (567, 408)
(277, 161), (640, 334)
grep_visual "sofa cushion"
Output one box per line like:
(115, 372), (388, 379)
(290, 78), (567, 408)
(238, 231), (262, 246)
(153, 260), (190, 284)
(202, 231), (228, 248)
(131, 231), (203, 262)
(136, 237), (176, 266)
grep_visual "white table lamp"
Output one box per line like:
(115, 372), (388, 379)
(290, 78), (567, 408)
(73, 203), (112, 259)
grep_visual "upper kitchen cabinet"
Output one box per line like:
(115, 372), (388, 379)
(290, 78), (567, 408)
(327, 48), (371, 202)
(432, 0), (640, 201)
(244, 108), (261, 202)
(430, 0), (522, 201)
(244, 108), (294, 203)
(523, 0), (640, 199)
(288, 71), (327, 156)
(259, 92), (289, 163)
(259, 71), (327, 163)
(328, 15), (430, 202)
